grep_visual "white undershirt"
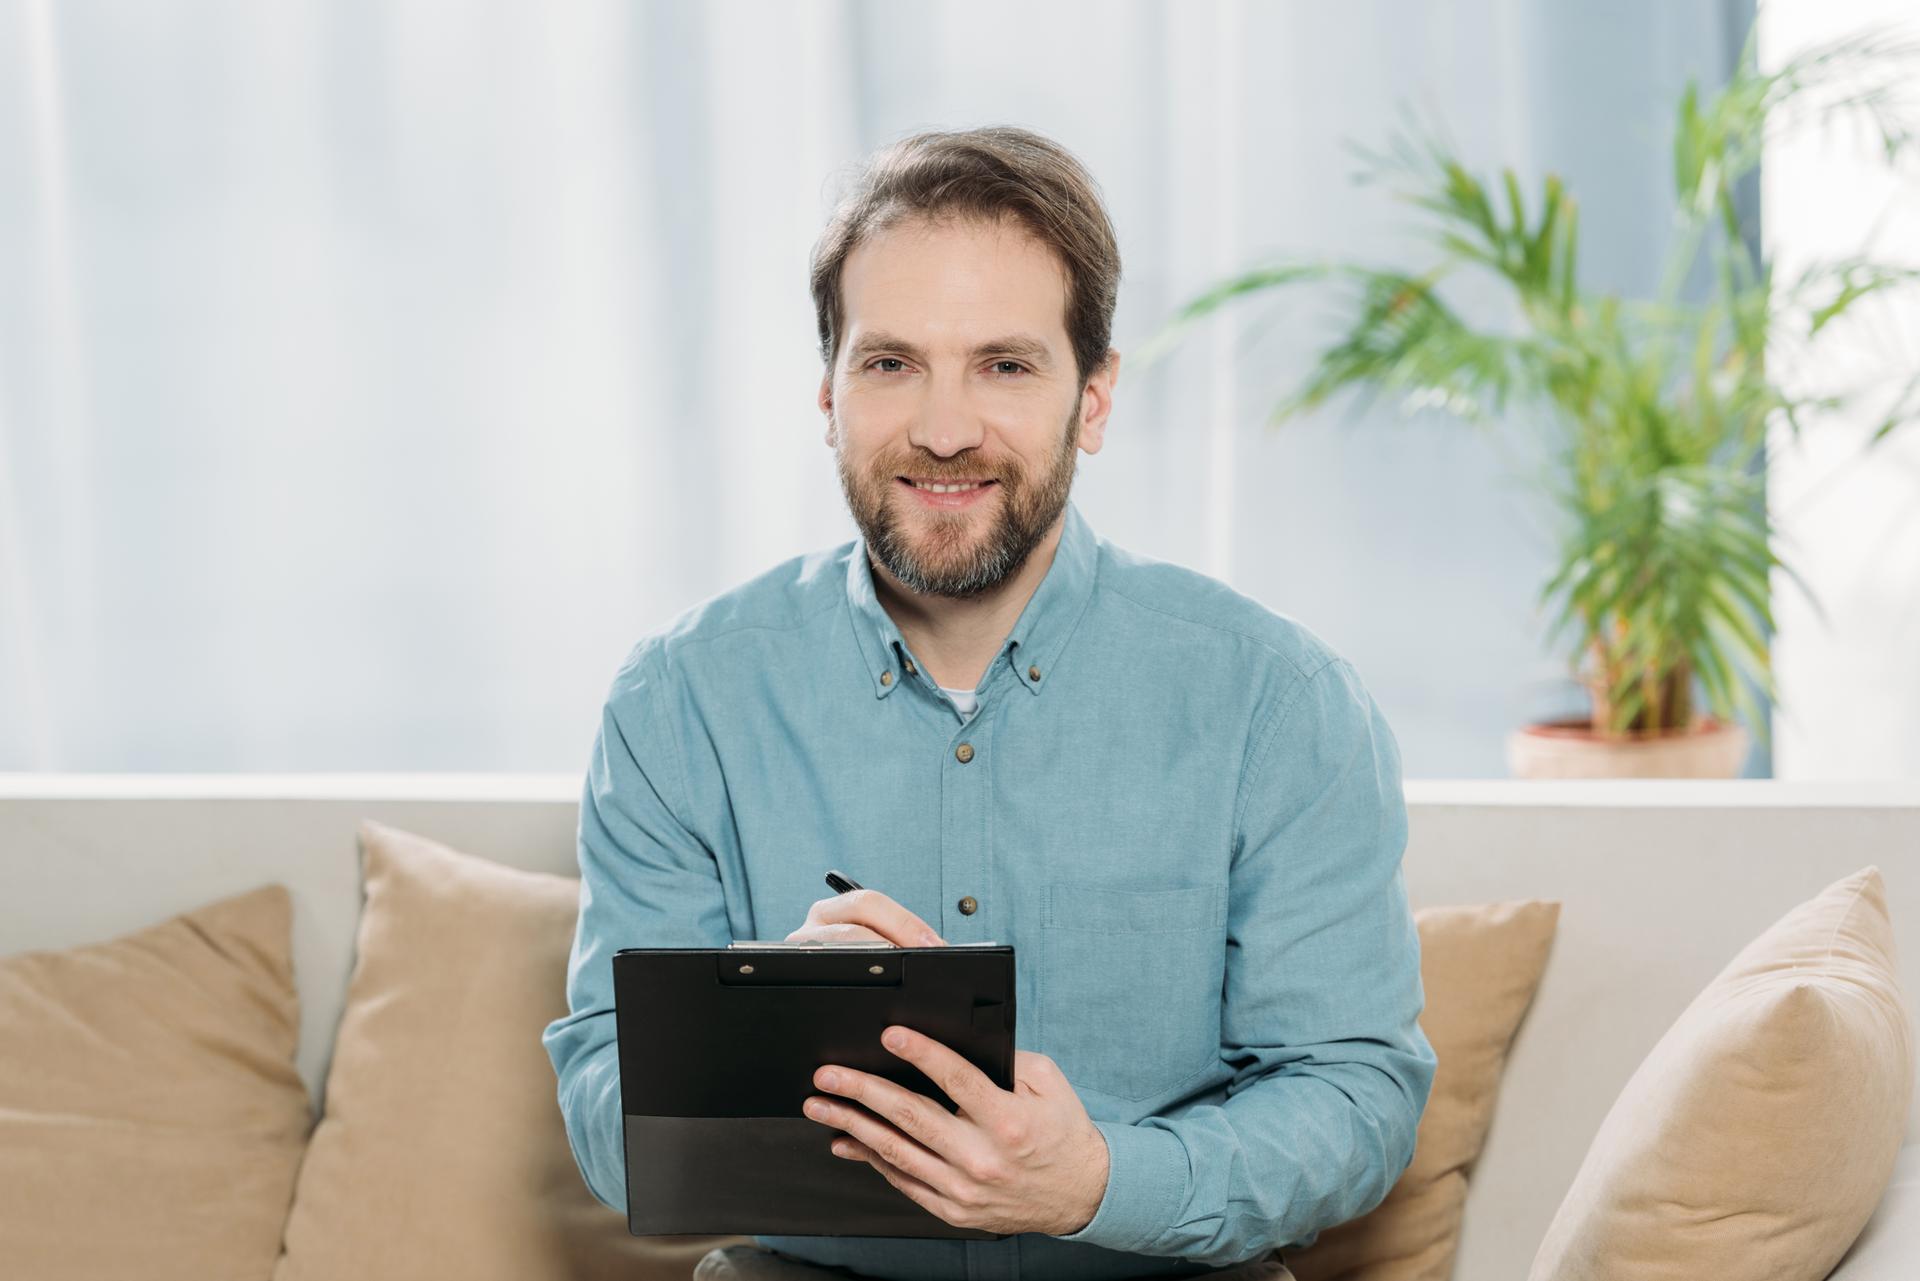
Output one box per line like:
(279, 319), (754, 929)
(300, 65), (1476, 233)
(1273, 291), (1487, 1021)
(938, 685), (979, 717)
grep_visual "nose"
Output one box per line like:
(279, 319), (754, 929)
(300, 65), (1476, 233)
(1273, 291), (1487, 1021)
(905, 372), (988, 459)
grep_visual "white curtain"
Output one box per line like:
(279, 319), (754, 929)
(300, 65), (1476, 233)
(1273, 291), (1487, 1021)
(0, 0), (1757, 775)
(1763, 0), (1920, 781)
(3, 0), (859, 771)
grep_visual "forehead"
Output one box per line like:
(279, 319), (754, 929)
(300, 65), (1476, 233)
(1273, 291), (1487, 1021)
(838, 214), (1070, 354)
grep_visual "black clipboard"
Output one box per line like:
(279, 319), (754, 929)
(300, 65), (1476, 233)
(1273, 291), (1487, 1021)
(613, 941), (1017, 1239)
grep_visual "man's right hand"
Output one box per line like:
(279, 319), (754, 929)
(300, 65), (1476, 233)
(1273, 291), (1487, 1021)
(786, 888), (948, 947)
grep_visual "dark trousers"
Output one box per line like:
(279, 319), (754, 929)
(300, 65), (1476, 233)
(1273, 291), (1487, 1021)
(692, 1244), (1294, 1281)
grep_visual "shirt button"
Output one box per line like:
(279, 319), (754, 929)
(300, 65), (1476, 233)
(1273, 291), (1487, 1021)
(880, 670), (892, 686)
(1028, 665), (1042, 681)
(904, 658), (916, 675)
(958, 896), (978, 915)
(954, 743), (974, 764)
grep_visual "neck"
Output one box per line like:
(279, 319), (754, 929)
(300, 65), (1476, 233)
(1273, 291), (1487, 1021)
(869, 515), (1065, 692)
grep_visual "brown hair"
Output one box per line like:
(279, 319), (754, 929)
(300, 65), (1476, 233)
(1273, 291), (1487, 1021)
(809, 125), (1122, 389)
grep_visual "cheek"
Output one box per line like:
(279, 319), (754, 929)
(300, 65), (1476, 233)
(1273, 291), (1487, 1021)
(833, 389), (913, 443)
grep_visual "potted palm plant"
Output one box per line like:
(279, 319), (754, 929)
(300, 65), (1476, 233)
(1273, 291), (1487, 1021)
(1133, 27), (1920, 777)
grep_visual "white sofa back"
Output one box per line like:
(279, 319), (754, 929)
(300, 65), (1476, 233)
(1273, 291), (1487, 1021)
(3, 775), (1916, 1281)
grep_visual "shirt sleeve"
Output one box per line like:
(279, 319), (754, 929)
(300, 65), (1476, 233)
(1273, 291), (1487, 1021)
(1053, 656), (1436, 1263)
(542, 639), (732, 1213)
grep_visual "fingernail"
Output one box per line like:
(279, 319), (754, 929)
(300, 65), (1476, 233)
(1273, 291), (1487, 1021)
(921, 931), (941, 946)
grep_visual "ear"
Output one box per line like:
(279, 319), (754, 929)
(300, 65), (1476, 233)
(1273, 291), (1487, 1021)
(1076, 348), (1121, 455)
(818, 373), (836, 447)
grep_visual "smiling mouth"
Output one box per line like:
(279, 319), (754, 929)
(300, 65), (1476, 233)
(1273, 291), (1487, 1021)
(898, 477), (997, 494)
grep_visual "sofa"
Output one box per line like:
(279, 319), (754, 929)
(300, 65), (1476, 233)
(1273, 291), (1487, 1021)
(1, 774), (1915, 1279)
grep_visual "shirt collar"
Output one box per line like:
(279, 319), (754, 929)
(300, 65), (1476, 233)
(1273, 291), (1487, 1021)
(844, 498), (1100, 701)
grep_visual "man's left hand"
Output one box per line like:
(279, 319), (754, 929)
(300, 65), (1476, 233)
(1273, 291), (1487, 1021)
(803, 1025), (1109, 1236)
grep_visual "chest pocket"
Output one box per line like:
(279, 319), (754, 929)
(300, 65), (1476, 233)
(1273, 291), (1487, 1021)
(1039, 880), (1228, 1102)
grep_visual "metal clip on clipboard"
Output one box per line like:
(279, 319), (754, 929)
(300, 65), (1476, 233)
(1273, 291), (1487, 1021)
(720, 940), (1003, 986)
(724, 939), (1000, 948)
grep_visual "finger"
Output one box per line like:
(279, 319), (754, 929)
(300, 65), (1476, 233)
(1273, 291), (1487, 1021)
(813, 889), (946, 947)
(804, 1092), (956, 1195)
(883, 1025), (1003, 1119)
(785, 921), (890, 944)
(812, 889), (944, 947)
(809, 1068), (968, 1173)
(829, 1133), (970, 1227)
(1012, 1049), (1065, 1095)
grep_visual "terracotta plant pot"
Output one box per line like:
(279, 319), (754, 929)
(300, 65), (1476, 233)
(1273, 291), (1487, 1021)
(1505, 715), (1749, 779)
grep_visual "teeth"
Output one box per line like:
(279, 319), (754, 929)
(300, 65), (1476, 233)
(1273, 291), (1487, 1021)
(909, 480), (987, 494)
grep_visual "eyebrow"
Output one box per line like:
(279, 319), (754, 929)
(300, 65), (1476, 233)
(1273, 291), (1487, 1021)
(847, 331), (1056, 372)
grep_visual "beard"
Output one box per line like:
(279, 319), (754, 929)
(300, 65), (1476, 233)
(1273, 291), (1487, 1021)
(835, 399), (1082, 601)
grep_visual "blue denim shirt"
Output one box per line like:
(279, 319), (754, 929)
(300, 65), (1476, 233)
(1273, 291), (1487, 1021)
(543, 499), (1435, 1280)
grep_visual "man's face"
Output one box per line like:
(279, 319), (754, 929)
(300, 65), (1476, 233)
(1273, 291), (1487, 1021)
(820, 214), (1116, 600)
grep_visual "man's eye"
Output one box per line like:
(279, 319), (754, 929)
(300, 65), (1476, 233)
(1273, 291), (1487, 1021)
(865, 358), (1027, 376)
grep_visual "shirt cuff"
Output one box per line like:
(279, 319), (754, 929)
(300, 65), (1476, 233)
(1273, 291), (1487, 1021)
(1051, 1118), (1188, 1254)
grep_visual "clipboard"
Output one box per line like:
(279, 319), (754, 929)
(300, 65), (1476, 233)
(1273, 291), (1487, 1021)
(613, 942), (1017, 1239)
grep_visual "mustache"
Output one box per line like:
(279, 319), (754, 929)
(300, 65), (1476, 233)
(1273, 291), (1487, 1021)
(883, 461), (1015, 484)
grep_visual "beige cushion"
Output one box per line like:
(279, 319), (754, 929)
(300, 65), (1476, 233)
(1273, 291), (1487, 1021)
(0, 884), (312, 1281)
(1289, 899), (1561, 1281)
(272, 819), (736, 1281)
(1529, 865), (1914, 1281)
